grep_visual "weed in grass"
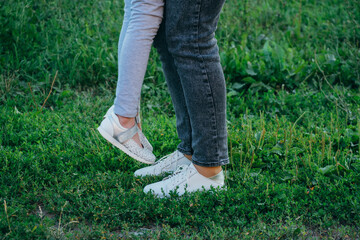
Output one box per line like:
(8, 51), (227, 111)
(3, 200), (12, 237)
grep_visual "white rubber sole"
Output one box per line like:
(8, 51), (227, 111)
(97, 126), (155, 164)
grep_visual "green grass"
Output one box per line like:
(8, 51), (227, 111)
(1, 0), (359, 94)
(1, 87), (359, 239)
(1, 0), (360, 239)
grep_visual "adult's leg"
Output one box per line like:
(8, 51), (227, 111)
(114, 0), (164, 118)
(153, 22), (193, 156)
(164, 0), (229, 168)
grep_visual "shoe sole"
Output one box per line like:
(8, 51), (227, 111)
(97, 126), (155, 164)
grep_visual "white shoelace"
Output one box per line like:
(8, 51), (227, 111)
(162, 165), (188, 181)
(153, 150), (179, 167)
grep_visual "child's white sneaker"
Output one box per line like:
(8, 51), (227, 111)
(97, 111), (156, 164)
(143, 163), (225, 197)
(134, 150), (191, 177)
(105, 105), (153, 151)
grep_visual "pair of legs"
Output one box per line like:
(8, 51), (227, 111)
(114, 0), (163, 147)
(153, 0), (229, 176)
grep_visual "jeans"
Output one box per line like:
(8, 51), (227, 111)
(114, 0), (164, 117)
(154, 0), (229, 167)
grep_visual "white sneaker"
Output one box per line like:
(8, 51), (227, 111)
(105, 105), (153, 151)
(134, 150), (191, 177)
(143, 163), (225, 197)
(97, 111), (156, 164)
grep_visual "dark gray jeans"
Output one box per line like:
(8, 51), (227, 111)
(154, 0), (229, 167)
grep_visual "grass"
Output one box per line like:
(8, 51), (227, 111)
(1, 0), (360, 239)
(1, 0), (359, 93)
(1, 87), (359, 239)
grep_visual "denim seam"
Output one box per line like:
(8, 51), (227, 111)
(183, 103), (192, 149)
(194, 0), (219, 160)
(173, 58), (192, 153)
(192, 157), (229, 167)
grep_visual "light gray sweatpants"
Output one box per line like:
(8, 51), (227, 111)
(114, 0), (164, 117)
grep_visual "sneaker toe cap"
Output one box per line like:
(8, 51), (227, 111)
(143, 182), (166, 197)
(139, 150), (156, 163)
(134, 166), (152, 177)
(124, 141), (156, 163)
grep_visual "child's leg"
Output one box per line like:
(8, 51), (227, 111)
(114, 0), (164, 118)
(118, 0), (132, 57)
(98, 0), (161, 163)
(117, 0), (143, 129)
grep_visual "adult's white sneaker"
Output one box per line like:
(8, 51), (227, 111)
(134, 150), (191, 177)
(97, 111), (156, 164)
(143, 163), (225, 197)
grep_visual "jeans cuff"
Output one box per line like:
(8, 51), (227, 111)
(191, 157), (229, 167)
(177, 146), (193, 156)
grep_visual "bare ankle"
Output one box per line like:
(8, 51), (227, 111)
(184, 154), (192, 160)
(116, 114), (143, 148)
(193, 164), (222, 178)
(116, 115), (135, 129)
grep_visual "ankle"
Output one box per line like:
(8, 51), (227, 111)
(193, 164), (222, 178)
(116, 115), (135, 129)
(184, 154), (192, 161)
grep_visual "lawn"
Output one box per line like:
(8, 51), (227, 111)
(1, 0), (359, 239)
